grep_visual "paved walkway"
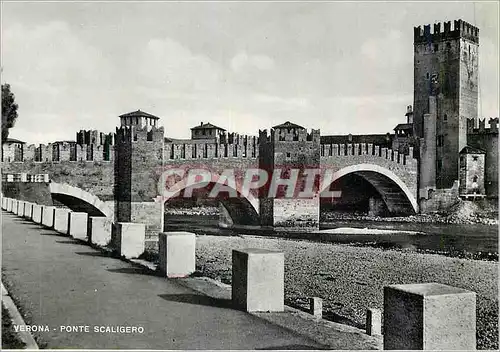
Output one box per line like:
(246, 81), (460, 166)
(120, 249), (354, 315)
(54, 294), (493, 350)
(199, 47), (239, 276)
(2, 212), (325, 350)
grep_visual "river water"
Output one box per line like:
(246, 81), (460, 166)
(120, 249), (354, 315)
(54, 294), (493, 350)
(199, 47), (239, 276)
(164, 214), (498, 260)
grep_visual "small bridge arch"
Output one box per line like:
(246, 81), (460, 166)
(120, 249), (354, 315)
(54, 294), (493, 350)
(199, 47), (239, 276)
(320, 163), (418, 215)
(49, 182), (113, 218)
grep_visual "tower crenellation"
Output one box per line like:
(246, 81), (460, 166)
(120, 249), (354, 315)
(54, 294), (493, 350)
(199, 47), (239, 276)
(414, 19), (479, 44)
(467, 117), (499, 134)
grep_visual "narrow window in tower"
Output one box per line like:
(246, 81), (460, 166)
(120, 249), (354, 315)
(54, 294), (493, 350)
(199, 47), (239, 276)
(426, 72), (430, 79)
(437, 135), (444, 147)
(433, 44), (439, 52)
(444, 114), (448, 122)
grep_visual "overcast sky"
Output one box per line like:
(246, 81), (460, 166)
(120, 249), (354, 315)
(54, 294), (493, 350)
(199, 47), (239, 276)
(2, 1), (498, 144)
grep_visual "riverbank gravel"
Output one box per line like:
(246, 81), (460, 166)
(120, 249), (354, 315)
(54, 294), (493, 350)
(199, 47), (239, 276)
(195, 235), (498, 350)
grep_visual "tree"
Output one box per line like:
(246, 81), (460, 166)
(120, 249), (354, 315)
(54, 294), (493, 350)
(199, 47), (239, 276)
(2, 83), (19, 142)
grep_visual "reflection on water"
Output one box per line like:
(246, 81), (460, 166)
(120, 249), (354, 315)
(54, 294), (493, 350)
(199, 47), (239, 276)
(322, 220), (498, 256)
(164, 215), (498, 260)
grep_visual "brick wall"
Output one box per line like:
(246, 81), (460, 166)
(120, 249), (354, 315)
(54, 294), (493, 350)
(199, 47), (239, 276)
(459, 153), (485, 195)
(419, 181), (460, 213)
(1, 160), (114, 201)
(467, 126), (498, 197)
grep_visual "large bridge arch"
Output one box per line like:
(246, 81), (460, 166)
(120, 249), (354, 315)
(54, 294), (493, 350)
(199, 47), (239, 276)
(320, 163), (418, 214)
(49, 182), (113, 218)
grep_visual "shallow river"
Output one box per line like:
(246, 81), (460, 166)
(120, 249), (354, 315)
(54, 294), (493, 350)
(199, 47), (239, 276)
(164, 214), (498, 259)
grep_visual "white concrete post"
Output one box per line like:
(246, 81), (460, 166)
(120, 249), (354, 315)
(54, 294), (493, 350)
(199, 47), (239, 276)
(18, 201), (26, 217)
(383, 283), (476, 350)
(89, 216), (112, 246)
(54, 208), (71, 234)
(69, 212), (88, 240)
(232, 248), (284, 312)
(23, 202), (33, 218)
(42, 206), (55, 227)
(158, 232), (196, 278)
(32, 204), (43, 223)
(116, 222), (145, 258)
(309, 297), (323, 318)
(6, 198), (13, 212)
(366, 308), (382, 336)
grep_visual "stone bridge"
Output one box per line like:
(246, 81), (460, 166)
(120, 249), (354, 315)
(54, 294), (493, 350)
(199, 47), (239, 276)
(2, 124), (419, 249)
(2, 144), (417, 221)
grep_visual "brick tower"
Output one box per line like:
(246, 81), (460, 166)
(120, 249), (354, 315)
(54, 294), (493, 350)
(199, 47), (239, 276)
(114, 110), (165, 250)
(258, 122), (321, 229)
(414, 19), (479, 189)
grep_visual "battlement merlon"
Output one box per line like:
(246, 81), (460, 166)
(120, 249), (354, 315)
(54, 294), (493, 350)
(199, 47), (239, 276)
(467, 118), (499, 134)
(115, 125), (165, 143)
(414, 19), (479, 44)
(77, 130), (115, 145)
(259, 128), (321, 143)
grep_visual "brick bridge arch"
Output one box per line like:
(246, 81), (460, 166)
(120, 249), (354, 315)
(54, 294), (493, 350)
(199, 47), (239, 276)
(49, 182), (113, 218)
(160, 178), (260, 226)
(320, 164), (418, 214)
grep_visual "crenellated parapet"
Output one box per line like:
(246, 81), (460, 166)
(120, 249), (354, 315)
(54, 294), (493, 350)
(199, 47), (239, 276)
(77, 130), (114, 146)
(217, 132), (258, 146)
(259, 128), (320, 143)
(18, 142), (115, 163)
(115, 125), (165, 143)
(414, 19), (479, 44)
(467, 118), (499, 134)
(164, 138), (259, 160)
(3, 139), (116, 164)
(321, 143), (417, 166)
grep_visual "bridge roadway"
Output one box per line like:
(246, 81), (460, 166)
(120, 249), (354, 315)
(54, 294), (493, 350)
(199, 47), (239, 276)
(2, 211), (324, 349)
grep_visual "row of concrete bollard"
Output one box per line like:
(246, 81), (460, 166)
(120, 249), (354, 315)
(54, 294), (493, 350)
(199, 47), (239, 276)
(1, 197), (142, 257)
(1, 196), (477, 350)
(0, 197), (197, 278)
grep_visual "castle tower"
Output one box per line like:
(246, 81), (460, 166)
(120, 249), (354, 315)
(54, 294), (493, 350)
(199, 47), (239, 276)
(258, 122), (321, 230)
(413, 20), (479, 188)
(114, 110), (165, 250)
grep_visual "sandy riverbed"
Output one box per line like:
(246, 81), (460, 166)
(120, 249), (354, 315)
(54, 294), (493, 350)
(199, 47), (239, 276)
(195, 235), (498, 350)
